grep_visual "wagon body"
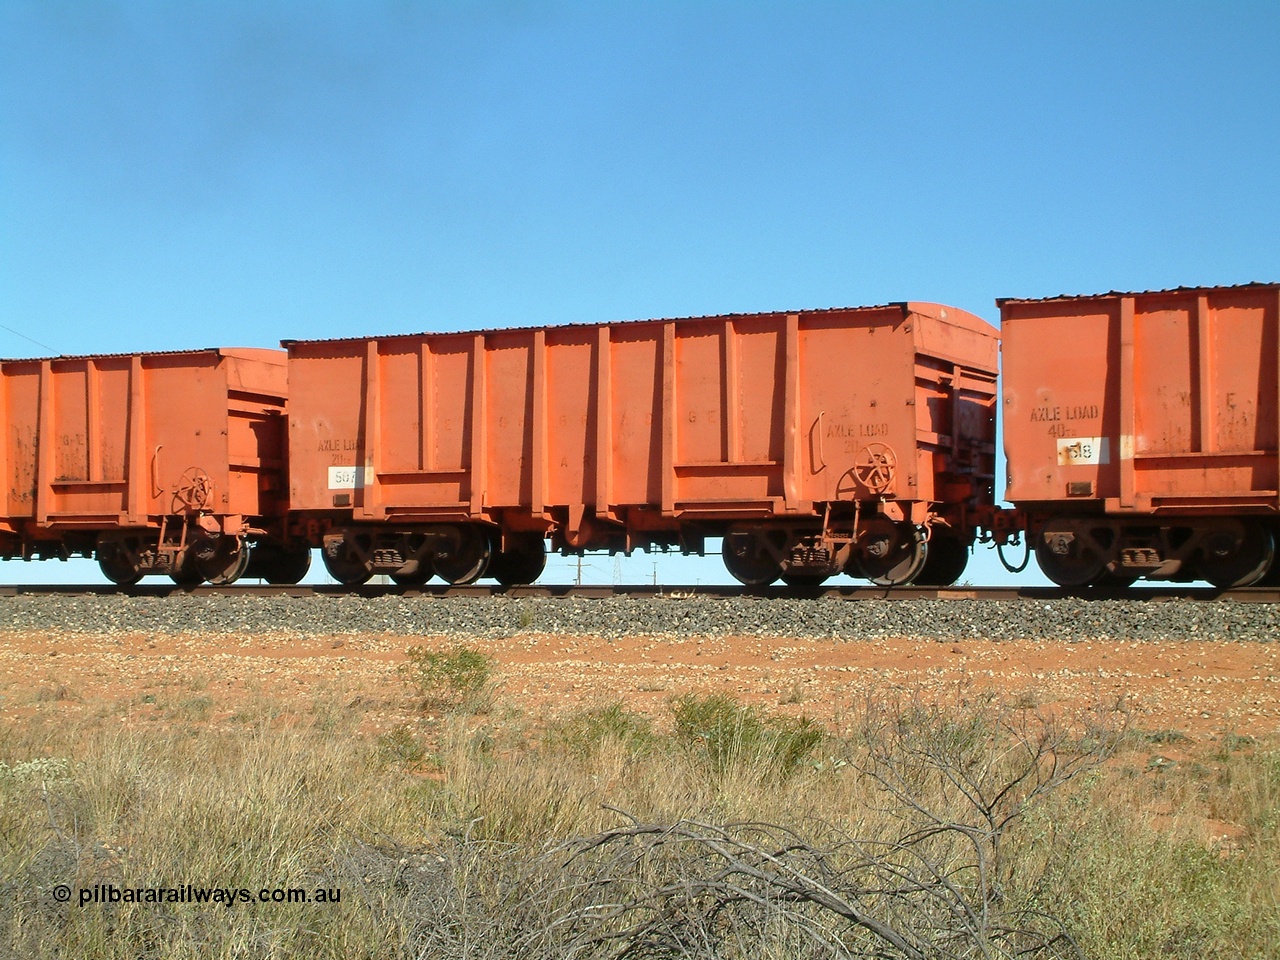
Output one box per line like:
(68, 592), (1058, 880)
(0, 348), (295, 582)
(1000, 283), (1280, 586)
(285, 303), (998, 585)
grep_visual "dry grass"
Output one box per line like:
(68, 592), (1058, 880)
(0, 685), (1276, 959)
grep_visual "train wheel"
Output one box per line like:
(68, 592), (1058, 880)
(169, 555), (205, 586)
(1259, 534), (1280, 586)
(262, 546), (312, 585)
(433, 526), (492, 585)
(390, 561), (433, 586)
(1200, 523), (1275, 588)
(322, 543), (373, 585)
(1034, 518), (1110, 588)
(199, 539), (251, 586)
(855, 523), (929, 586)
(490, 534), (547, 586)
(98, 549), (143, 587)
(722, 531), (781, 586)
(913, 533), (969, 587)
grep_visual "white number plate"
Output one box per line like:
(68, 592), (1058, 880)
(1057, 437), (1109, 466)
(328, 466), (366, 489)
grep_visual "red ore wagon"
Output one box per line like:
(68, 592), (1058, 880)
(0, 348), (307, 585)
(1000, 283), (1280, 587)
(285, 302), (999, 586)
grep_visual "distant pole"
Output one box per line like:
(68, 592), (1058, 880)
(652, 560), (658, 586)
(576, 555), (583, 586)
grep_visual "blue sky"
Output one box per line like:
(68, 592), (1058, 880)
(2, 1), (1277, 585)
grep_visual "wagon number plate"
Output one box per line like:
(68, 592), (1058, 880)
(1056, 437), (1109, 466)
(328, 466), (366, 489)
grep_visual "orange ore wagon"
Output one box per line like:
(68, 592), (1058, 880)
(0, 348), (307, 585)
(285, 303), (999, 586)
(1001, 282), (1280, 587)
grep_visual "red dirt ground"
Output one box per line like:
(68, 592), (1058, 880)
(2, 629), (1276, 745)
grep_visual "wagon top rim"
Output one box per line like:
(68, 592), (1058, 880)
(279, 300), (997, 349)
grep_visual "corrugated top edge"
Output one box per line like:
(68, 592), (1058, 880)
(0, 346), (282, 364)
(996, 281), (1279, 306)
(280, 302), (936, 347)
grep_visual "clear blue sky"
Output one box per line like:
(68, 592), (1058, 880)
(2, 1), (1277, 585)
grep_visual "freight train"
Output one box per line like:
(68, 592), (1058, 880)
(1, 282), (1276, 590)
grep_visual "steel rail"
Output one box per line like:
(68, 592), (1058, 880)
(0, 583), (1277, 602)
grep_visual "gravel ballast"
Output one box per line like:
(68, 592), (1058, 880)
(0, 594), (1276, 642)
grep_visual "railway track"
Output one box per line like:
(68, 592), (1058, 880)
(1, 583), (1278, 602)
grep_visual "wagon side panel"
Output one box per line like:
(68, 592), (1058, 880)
(793, 308), (916, 507)
(1002, 284), (1279, 514)
(544, 327), (595, 514)
(1001, 300), (1120, 506)
(287, 343), (368, 515)
(1129, 288), (1278, 508)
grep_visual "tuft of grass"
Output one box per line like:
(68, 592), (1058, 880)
(671, 693), (823, 779)
(171, 695), (215, 722)
(34, 679), (75, 703)
(401, 644), (494, 712)
(1143, 728), (1193, 745)
(375, 724), (427, 765)
(545, 703), (653, 759)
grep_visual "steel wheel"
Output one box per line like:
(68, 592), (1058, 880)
(913, 534), (969, 587)
(1034, 518), (1110, 588)
(98, 548), (143, 587)
(262, 546), (312, 585)
(1259, 536), (1280, 586)
(432, 526), (493, 585)
(390, 560), (434, 586)
(722, 531), (781, 586)
(199, 539), (250, 586)
(490, 534), (547, 586)
(854, 522), (929, 586)
(1200, 523), (1275, 588)
(321, 543), (373, 586)
(169, 555), (205, 586)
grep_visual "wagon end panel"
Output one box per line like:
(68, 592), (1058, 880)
(217, 350), (289, 522)
(908, 304), (1000, 513)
